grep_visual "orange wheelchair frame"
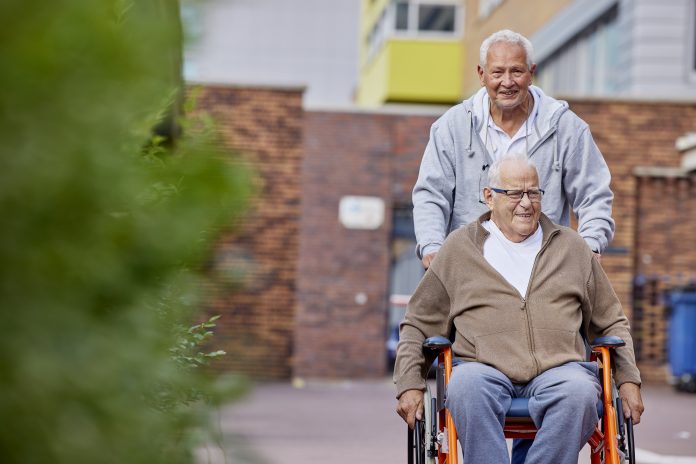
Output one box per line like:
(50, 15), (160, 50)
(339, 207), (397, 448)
(407, 336), (635, 464)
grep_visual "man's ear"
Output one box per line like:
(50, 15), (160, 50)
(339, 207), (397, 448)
(482, 187), (494, 208)
(477, 65), (485, 85)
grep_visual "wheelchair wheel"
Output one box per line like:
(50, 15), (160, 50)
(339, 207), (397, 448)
(407, 418), (425, 464)
(614, 397), (636, 464)
(407, 389), (436, 464)
(625, 417), (635, 464)
(423, 389), (436, 464)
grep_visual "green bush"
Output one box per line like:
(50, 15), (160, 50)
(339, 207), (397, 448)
(0, 1), (250, 462)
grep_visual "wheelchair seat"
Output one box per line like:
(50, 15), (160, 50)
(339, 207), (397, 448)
(506, 397), (604, 418)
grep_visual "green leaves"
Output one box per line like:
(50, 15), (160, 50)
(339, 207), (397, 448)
(0, 1), (250, 463)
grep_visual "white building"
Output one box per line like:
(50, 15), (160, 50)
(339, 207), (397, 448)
(183, 0), (361, 108)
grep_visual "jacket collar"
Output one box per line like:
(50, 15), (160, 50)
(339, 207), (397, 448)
(471, 211), (560, 250)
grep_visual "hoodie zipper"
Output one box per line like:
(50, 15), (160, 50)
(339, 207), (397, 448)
(521, 229), (559, 376)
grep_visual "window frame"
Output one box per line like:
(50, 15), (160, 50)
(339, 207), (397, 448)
(391, 0), (463, 39)
(690, 0), (696, 82)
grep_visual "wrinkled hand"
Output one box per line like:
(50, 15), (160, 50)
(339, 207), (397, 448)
(619, 383), (644, 425)
(422, 252), (437, 269)
(397, 389), (424, 429)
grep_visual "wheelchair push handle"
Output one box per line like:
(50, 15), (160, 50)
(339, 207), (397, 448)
(590, 335), (625, 348)
(423, 336), (452, 352)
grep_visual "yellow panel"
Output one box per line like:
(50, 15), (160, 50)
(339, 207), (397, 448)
(358, 37), (464, 106)
(386, 39), (463, 103)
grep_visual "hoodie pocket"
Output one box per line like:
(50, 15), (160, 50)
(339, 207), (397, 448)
(533, 328), (585, 368)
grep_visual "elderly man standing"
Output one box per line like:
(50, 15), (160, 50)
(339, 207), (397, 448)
(413, 29), (613, 270)
(396, 153), (643, 464)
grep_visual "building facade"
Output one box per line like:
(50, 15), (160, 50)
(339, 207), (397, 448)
(196, 84), (696, 383)
(358, 0), (696, 103)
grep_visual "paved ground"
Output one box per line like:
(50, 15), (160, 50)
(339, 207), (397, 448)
(197, 379), (696, 464)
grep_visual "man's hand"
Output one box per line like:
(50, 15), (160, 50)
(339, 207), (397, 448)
(397, 389), (424, 429)
(619, 382), (644, 425)
(422, 252), (437, 269)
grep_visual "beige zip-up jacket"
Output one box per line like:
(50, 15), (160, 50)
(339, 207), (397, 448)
(394, 213), (640, 398)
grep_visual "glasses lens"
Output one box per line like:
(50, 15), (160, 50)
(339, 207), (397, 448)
(527, 190), (541, 201)
(507, 190), (523, 200)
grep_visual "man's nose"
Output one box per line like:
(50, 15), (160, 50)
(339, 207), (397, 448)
(519, 193), (532, 206)
(501, 71), (514, 86)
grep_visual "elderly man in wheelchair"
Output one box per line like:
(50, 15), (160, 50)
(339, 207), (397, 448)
(395, 152), (644, 464)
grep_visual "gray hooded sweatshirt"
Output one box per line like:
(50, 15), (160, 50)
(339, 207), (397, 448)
(413, 85), (614, 258)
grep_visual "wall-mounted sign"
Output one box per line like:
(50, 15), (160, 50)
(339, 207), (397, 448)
(677, 133), (696, 172)
(339, 196), (385, 230)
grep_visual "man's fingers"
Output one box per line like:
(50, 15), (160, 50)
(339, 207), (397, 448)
(621, 396), (643, 425)
(422, 252), (438, 269)
(397, 390), (425, 429)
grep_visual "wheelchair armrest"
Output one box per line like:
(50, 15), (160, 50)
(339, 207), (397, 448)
(423, 336), (451, 352)
(590, 336), (625, 349)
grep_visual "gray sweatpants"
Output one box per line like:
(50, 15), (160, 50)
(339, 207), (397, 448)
(445, 361), (601, 464)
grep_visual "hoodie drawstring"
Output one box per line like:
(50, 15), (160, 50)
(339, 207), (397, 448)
(552, 132), (560, 171)
(467, 110), (474, 157)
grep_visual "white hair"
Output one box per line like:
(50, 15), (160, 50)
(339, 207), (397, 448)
(479, 29), (534, 69)
(488, 152), (537, 190)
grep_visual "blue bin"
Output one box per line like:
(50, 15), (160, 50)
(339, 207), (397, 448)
(668, 290), (696, 392)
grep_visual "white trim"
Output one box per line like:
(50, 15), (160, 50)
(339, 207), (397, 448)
(633, 166), (687, 178)
(478, 0), (505, 20)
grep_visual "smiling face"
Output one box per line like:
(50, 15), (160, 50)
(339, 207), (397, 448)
(477, 41), (536, 113)
(484, 159), (541, 242)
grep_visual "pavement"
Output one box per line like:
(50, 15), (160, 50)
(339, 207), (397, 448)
(197, 379), (696, 464)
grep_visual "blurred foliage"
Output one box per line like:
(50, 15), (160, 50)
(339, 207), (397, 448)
(0, 0), (251, 463)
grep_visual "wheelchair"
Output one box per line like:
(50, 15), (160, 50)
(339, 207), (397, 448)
(407, 335), (635, 464)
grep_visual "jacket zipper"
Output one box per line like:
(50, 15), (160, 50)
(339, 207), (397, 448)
(522, 229), (559, 376)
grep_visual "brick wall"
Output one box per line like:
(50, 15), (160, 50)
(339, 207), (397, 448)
(567, 100), (696, 323)
(294, 111), (394, 379)
(194, 85), (304, 379)
(294, 110), (437, 378)
(632, 173), (696, 381)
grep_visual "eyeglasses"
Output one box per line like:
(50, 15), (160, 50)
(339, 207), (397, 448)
(490, 188), (544, 202)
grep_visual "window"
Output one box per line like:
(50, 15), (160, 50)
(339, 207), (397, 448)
(391, 0), (461, 36)
(418, 4), (455, 32)
(395, 1), (409, 30)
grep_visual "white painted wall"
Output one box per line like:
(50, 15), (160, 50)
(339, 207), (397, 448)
(184, 0), (360, 108)
(628, 0), (696, 98)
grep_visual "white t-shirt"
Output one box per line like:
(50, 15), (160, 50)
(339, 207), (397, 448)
(481, 220), (543, 297)
(476, 87), (540, 160)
